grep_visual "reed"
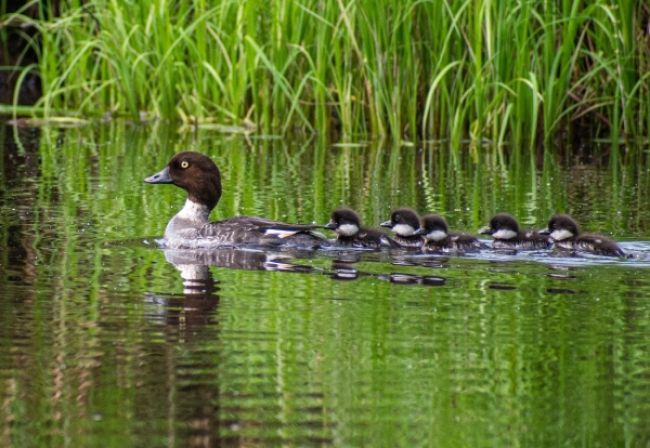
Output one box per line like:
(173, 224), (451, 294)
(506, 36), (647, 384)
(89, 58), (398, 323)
(3, 0), (649, 145)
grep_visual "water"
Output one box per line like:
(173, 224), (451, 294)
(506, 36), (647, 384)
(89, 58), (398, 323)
(1, 124), (650, 447)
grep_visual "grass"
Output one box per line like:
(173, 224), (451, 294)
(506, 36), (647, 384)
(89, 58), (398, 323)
(2, 0), (649, 146)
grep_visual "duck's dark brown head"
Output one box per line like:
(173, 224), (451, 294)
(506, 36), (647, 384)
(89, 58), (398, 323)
(145, 151), (222, 210)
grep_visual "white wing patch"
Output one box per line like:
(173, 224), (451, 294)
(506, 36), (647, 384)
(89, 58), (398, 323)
(264, 229), (301, 238)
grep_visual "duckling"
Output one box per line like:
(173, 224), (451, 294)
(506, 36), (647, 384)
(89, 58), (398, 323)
(479, 213), (551, 250)
(540, 214), (625, 257)
(380, 208), (424, 248)
(323, 207), (397, 249)
(417, 214), (482, 252)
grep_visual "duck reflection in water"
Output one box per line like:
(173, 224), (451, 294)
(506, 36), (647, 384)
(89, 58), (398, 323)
(146, 248), (318, 328)
(147, 248), (315, 336)
(164, 247), (316, 276)
(145, 248), (323, 447)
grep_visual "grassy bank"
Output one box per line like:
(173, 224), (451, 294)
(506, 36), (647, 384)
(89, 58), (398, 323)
(3, 0), (650, 145)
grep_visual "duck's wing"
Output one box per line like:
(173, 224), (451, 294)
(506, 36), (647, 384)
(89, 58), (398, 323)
(248, 217), (322, 236)
(221, 215), (317, 228)
(199, 216), (327, 248)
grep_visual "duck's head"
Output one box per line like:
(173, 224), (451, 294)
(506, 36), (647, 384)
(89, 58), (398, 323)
(145, 151), (222, 210)
(539, 214), (579, 241)
(380, 208), (422, 237)
(416, 214), (449, 241)
(323, 207), (361, 236)
(479, 213), (520, 240)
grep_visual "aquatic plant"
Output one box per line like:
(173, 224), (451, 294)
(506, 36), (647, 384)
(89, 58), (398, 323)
(2, 0), (649, 146)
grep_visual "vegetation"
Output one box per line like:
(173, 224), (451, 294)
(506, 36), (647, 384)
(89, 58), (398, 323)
(2, 0), (650, 145)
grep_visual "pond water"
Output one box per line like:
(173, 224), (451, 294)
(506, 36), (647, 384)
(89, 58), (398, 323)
(1, 123), (650, 446)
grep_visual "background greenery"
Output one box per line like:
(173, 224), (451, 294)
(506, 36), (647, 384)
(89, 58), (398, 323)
(2, 0), (649, 145)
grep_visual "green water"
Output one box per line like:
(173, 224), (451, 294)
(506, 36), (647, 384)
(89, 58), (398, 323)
(1, 124), (650, 447)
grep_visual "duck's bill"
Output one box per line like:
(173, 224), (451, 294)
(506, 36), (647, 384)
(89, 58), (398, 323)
(478, 225), (493, 235)
(323, 221), (337, 230)
(144, 166), (173, 184)
(412, 227), (426, 236)
(379, 220), (393, 228)
(538, 228), (550, 235)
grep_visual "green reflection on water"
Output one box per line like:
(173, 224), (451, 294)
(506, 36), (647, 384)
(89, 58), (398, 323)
(0, 124), (649, 446)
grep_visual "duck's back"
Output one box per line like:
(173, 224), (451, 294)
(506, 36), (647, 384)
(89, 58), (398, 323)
(167, 216), (328, 249)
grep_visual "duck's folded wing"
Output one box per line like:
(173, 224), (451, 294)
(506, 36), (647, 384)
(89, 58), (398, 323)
(202, 216), (323, 240)
(250, 217), (322, 238)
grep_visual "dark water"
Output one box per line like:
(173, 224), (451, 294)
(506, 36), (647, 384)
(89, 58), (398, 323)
(1, 124), (650, 447)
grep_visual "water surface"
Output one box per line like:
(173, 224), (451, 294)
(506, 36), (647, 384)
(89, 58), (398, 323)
(1, 124), (650, 446)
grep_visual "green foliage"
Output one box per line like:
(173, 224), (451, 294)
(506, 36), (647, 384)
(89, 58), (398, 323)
(3, 0), (650, 144)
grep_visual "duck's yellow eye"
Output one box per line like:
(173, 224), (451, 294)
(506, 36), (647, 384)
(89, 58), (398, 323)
(181, 160), (189, 169)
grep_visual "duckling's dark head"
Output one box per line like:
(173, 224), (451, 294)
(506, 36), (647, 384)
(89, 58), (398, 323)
(145, 151), (222, 210)
(418, 214), (449, 241)
(479, 213), (519, 239)
(541, 213), (579, 241)
(380, 208), (421, 236)
(324, 207), (362, 236)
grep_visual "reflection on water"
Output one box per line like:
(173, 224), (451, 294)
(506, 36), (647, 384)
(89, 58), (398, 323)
(1, 123), (650, 446)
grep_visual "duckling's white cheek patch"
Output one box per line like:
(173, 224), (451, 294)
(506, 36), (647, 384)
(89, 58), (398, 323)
(492, 229), (517, 240)
(425, 230), (447, 241)
(392, 224), (416, 236)
(337, 224), (359, 237)
(550, 229), (573, 241)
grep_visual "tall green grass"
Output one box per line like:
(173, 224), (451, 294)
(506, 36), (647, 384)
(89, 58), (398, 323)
(3, 0), (649, 145)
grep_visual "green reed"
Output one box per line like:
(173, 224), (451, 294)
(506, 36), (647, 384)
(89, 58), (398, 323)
(3, 0), (649, 145)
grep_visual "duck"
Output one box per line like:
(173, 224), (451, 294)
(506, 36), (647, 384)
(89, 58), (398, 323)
(539, 214), (625, 257)
(145, 151), (329, 250)
(323, 207), (397, 249)
(416, 214), (482, 253)
(380, 208), (424, 248)
(478, 213), (551, 250)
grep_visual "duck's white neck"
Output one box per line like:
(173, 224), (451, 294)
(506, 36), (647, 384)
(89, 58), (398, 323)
(165, 199), (211, 240)
(176, 199), (211, 223)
